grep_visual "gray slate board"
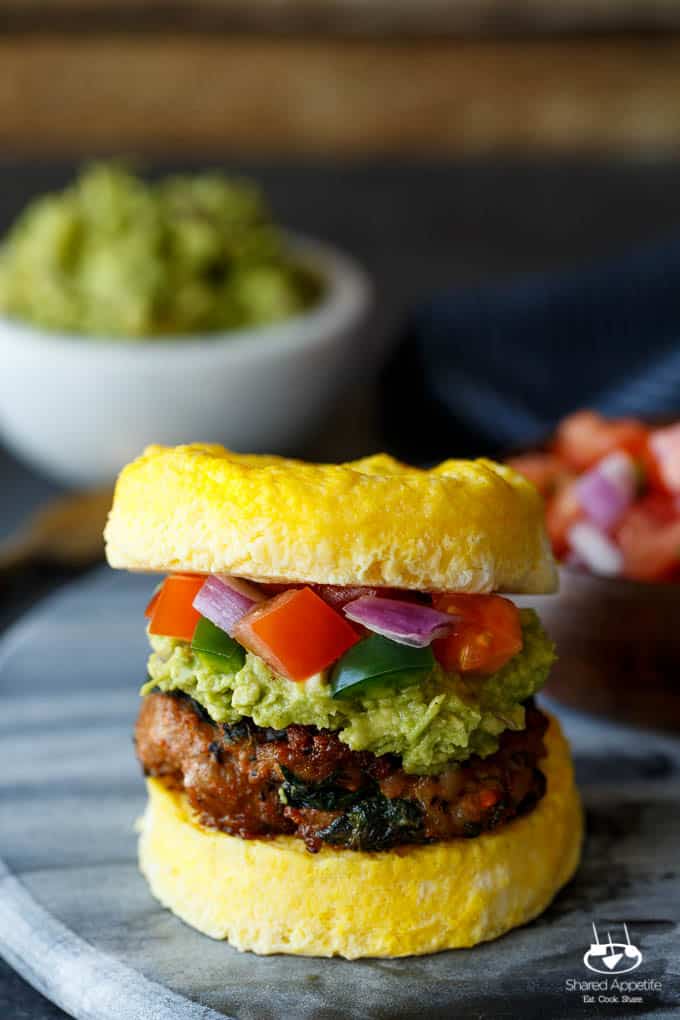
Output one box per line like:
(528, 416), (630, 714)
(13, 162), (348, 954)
(0, 568), (679, 1019)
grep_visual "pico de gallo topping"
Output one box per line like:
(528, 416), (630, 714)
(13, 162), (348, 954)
(508, 409), (680, 582)
(144, 573), (524, 687)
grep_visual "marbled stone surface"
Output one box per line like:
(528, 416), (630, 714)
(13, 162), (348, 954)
(0, 569), (679, 1018)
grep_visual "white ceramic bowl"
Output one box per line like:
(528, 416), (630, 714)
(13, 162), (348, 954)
(0, 236), (371, 486)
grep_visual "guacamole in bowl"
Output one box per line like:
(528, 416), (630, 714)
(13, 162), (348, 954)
(0, 163), (322, 338)
(0, 166), (370, 485)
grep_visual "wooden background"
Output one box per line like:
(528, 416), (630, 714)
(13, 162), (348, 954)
(7, 0), (680, 35)
(3, 4), (680, 157)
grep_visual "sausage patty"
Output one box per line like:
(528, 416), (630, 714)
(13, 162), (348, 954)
(136, 691), (548, 852)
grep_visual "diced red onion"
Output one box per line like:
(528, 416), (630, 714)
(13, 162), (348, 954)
(193, 575), (264, 636)
(312, 585), (428, 611)
(576, 451), (637, 531)
(567, 521), (624, 577)
(650, 424), (680, 493)
(343, 596), (454, 647)
(311, 585), (382, 610)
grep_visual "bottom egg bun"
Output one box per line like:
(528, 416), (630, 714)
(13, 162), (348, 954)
(138, 713), (582, 959)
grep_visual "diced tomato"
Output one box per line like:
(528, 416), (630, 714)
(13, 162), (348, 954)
(616, 494), (680, 581)
(506, 452), (571, 498)
(432, 594), (523, 676)
(641, 491), (680, 524)
(554, 410), (648, 471)
(147, 574), (204, 642)
(648, 424), (680, 494)
(478, 788), (501, 810)
(639, 434), (668, 495)
(546, 479), (583, 559)
(144, 586), (161, 619)
(234, 586), (360, 682)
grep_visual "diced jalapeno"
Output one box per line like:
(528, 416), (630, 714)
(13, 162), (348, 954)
(191, 617), (245, 673)
(330, 634), (434, 700)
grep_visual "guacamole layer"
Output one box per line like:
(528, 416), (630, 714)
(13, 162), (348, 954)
(0, 163), (321, 337)
(143, 609), (555, 775)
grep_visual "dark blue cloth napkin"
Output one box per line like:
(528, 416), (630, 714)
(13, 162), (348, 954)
(381, 237), (680, 462)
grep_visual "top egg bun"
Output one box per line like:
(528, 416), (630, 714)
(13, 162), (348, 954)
(105, 444), (557, 594)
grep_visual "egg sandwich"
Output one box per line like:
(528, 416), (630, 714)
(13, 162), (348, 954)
(105, 444), (582, 958)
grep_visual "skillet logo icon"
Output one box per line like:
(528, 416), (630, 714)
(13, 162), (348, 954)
(584, 923), (642, 975)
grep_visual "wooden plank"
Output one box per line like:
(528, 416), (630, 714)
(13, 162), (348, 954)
(3, 35), (680, 155)
(5, 0), (680, 36)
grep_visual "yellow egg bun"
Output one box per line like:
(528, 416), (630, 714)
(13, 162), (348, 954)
(105, 444), (556, 594)
(138, 713), (581, 958)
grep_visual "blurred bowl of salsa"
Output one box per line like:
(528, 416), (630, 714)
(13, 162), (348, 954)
(510, 410), (680, 731)
(0, 164), (371, 484)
